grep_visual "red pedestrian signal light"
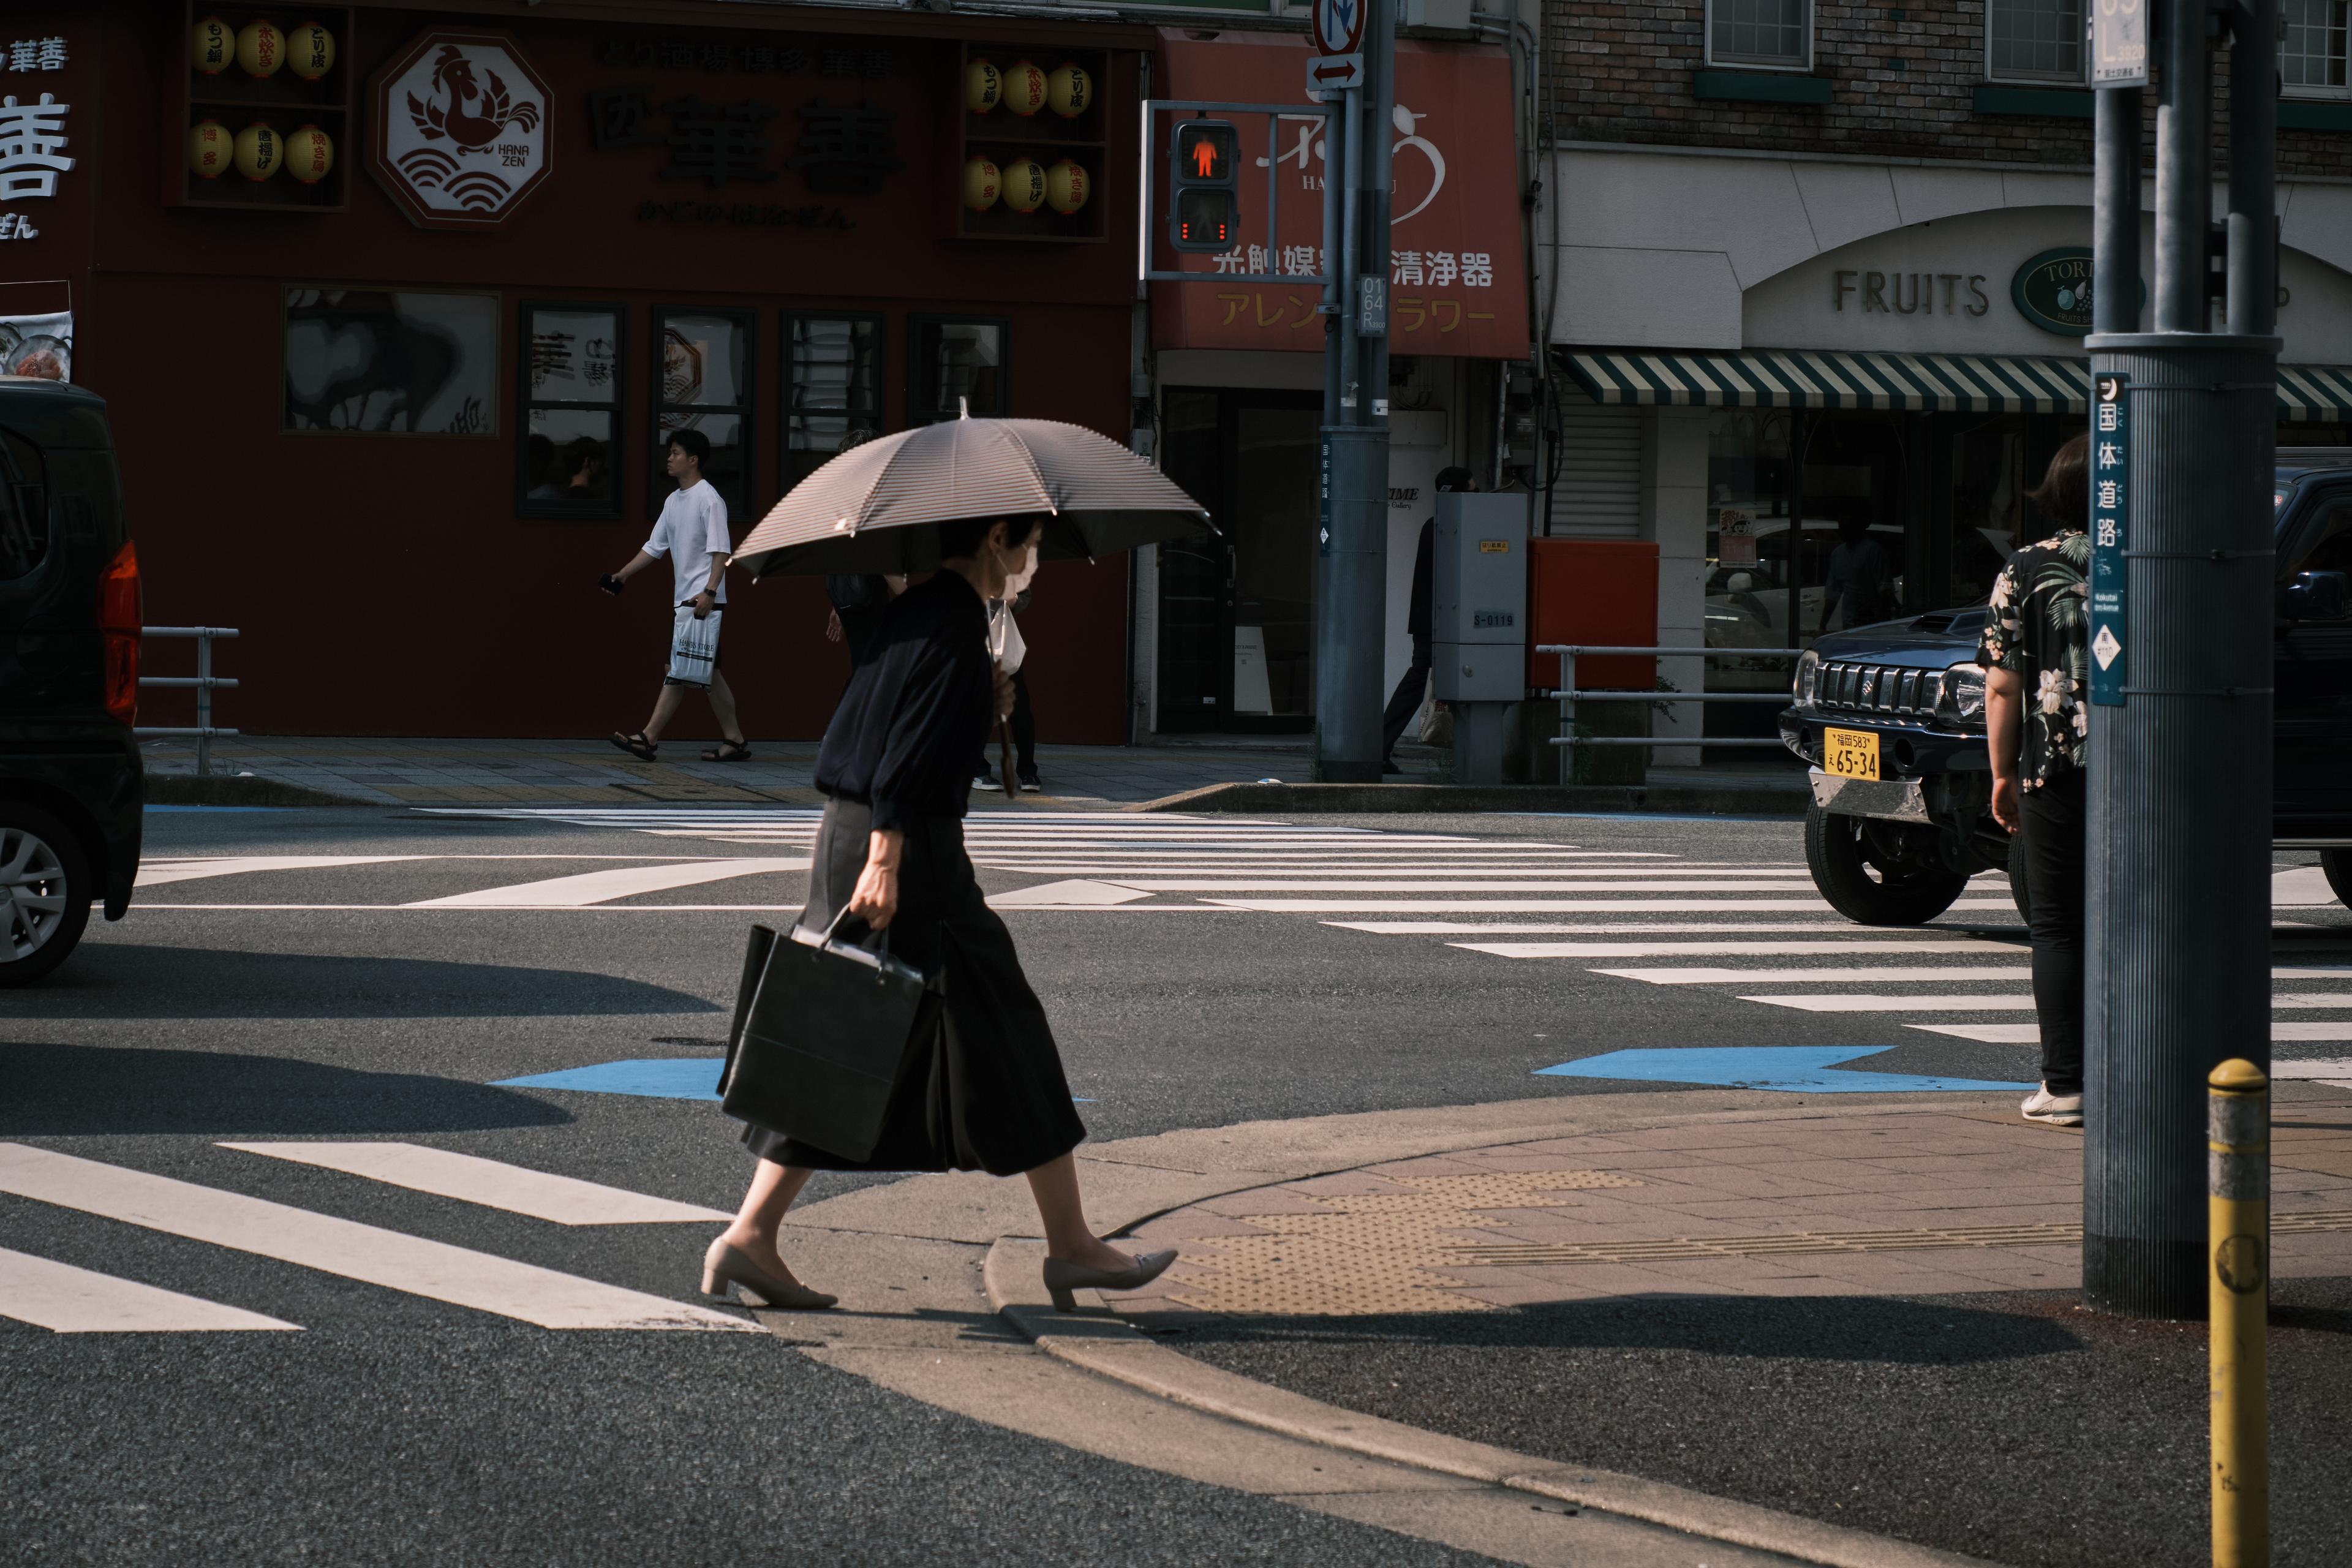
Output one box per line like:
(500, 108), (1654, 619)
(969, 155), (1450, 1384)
(1168, 118), (1239, 254)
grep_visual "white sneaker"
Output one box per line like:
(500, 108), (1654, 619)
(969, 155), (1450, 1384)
(970, 773), (1000, 794)
(2021, 1085), (2083, 1126)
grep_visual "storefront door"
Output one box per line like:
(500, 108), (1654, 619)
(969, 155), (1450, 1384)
(1158, 386), (1322, 732)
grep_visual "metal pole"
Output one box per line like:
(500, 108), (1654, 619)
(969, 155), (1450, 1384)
(196, 630), (213, 777)
(1784, 408), (1806, 647)
(2083, 0), (2278, 1318)
(2094, 86), (2142, 336)
(2226, 0), (2278, 338)
(2208, 1059), (2271, 1567)
(1337, 83), (1362, 424)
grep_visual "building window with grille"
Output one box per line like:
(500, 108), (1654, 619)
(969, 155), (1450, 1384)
(909, 317), (1009, 426)
(785, 314), (883, 491)
(518, 302), (622, 518)
(1708, 0), (1812, 69)
(2283, 0), (2350, 95)
(653, 307), (753, 520)
(1986, 0), (2085, 81)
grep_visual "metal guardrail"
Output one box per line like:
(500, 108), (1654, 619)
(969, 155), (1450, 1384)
(136, 626), (240, 775)
(1534, 643), (1803, 785)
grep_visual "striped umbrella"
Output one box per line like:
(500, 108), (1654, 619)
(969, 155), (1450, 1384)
(730, 410), (1213, 576)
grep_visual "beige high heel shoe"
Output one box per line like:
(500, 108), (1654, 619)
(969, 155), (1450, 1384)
(701, 1242), (837, 1311)
(1042, 1247), (1178, 1313)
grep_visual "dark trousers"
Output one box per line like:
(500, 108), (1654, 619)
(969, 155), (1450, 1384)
(2018, 767), (2086, 1096)
(1009, 668), (1036, 774)
(1381, 640), (1432, 761)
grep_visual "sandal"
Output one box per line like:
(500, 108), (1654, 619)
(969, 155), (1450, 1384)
(609, 730), (658, 761)
(703, 739), (752, 763)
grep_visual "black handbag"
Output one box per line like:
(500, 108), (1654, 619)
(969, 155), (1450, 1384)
(718, 911), (941, 1163)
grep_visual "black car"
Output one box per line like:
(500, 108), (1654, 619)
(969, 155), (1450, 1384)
(0, 378), (142, 984)
(1778, 458), (2352, 925)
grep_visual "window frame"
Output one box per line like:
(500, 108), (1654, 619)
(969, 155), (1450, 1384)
(516, 298), (627, 521)
(2280, 0), (2352, 99)
(1703, 0), (1815, 72)
(906, 313), (1013, 428)
(650, 304), (758, 522)
(280, 285), (502, 437)
(782, 310), (888, 493)
(1983, 0), (2088, 84)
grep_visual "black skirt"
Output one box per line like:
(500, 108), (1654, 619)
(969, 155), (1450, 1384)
(737, 797), (1088, 1177)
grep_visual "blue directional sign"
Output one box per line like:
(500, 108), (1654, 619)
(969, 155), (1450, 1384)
(496, 1058), (722, 1100)
(2088, 372), (2129, 706)
(1536, 1046), (2033, 1093)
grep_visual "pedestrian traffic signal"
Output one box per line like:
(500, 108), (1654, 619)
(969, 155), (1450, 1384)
(1168, 118), (1238, 253)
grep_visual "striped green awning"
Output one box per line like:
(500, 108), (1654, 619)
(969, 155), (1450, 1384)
(1566, 349), (2352, 421)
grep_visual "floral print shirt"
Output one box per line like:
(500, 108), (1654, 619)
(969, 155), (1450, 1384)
(1978, 529), (2090, 789)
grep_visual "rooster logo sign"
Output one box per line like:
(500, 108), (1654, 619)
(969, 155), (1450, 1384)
(370, 30), (554, 229)
(405, 44), (541, 153)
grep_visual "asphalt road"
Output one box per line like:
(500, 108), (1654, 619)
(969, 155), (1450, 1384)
(6, 802), (2345, 1564)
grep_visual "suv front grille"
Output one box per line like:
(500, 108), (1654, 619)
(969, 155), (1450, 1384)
(1818, 661), (1945, 717)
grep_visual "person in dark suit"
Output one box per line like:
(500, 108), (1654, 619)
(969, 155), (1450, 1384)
(1381, 467), (1476, 772)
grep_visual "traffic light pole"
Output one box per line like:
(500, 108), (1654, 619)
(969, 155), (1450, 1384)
(2082, 0), (2278, 1317)
(1313, 0), (1396, 783)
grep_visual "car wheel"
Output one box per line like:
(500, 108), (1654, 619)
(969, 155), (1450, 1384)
(0, 804), (94, 988)
(1804, 802), (1970, 927)
(2324, 848), (2352, 912)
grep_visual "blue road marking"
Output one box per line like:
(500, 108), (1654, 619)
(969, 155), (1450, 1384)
(1536, 1046), (2033, 1093)
(496, 1058), (722, 1100)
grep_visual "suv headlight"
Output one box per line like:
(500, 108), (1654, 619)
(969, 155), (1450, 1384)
(1793, 649), (1819, 706)
(1936, 662), (1987, 726)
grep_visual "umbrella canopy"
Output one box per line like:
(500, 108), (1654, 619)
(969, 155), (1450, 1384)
(729, 412), (1215, 576)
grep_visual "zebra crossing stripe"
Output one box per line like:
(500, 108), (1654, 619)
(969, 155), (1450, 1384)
(0, 1247), (300, 1333)
(0, 1145), (758, 1332)
(1912, 1022), (2352, 1044)
(1741, 993), (2035, 1011)
(1594, 965), (2034, 985)
(217, 1143), (732, 1226)
(404, 858), (810, 908)
(1453, 938), (2024, 959)
(137, 855), (434, 888)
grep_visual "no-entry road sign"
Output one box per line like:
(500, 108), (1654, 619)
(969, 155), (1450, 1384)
(1313, 0), (1366, 59)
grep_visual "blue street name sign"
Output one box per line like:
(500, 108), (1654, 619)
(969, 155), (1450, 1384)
(2089, 371), (2129, 706)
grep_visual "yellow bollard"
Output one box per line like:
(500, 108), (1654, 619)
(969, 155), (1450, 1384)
(2209, 1058), (2269, 1568)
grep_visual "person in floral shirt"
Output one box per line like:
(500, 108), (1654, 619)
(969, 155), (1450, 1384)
(1979, 433), (2090, 1126)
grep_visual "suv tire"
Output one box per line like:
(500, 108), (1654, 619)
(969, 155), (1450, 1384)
(1804, 802), (1970, 926)
(0, 803), (94, 987)
(2324, 849), (2352, 912)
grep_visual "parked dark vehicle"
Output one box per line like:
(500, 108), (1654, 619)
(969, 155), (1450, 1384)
(0, 378), (141, 984)
(1779, 456), (2352, 925)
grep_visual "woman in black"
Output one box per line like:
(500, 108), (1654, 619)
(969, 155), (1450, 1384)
(701, 515), (1176, 1312)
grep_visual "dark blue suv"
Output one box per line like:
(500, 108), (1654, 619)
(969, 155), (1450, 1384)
(1779, 457), (2352, 924)
(0, 379), (142, 984)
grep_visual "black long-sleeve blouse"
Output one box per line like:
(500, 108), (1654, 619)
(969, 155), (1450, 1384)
(813, 569), (993, 832)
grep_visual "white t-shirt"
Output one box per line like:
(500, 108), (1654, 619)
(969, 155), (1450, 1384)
(644, 479), (731, 606)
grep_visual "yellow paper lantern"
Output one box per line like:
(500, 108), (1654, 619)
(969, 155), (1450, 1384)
(1003, 59), (1047, 117)
(286, 21), (335, 81)
(285, 123), (334, 184)
(965, 58), (1001, 115)
(1047, 62), (1091, 119)
(233, 121), (281, 181)
(1000, 157), (1046, 215)
(962, 156), (1001, 213)
(187, 119), (232, 179)
(1044, 158), (1090, 215)
(236, 18), (284, 78)
(189, 16), (233, 74)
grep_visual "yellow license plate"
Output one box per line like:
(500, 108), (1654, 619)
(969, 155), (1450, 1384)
(1822, 727), (1881, 781)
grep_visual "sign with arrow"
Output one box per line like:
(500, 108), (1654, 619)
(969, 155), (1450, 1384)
(1308, 52), (1363, 95)
(1313, 0), (1366, 59)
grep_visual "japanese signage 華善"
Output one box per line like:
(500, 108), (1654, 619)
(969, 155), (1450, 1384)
(0, 31), (73, 243)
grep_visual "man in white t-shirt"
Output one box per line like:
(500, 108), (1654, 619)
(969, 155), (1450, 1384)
(597, 429), (750, 761)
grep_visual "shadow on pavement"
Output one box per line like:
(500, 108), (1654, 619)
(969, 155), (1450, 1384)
(0, 1042), (575, 1136)
(20, 946), (720, 1019)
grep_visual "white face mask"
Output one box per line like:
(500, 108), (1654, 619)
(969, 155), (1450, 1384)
(1002, 541), (1039, 598)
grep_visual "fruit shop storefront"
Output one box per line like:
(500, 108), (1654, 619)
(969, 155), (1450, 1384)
(4, 1), (1148, 741)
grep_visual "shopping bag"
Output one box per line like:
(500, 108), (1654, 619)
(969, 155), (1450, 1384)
(718, 913), (941, 1163)
(668, 604), (722, 687)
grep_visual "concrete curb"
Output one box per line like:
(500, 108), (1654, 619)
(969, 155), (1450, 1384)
(982, 1237), (1995, 1568)
(144, 772), (383, 808)
(1129, 780), (1808, 817)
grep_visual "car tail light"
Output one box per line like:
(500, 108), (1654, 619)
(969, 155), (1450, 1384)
(99, 539), (141, 726)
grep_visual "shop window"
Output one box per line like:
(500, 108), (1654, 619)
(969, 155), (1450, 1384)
(654, 308), (753, 521)
(785, 313), (884, 491)
(518, 303), (624, 518)
(1986, 0), (2084, 83)
(909, 317), (1009, 425)
(1707, 0), (1811, 69)
(282, 288), (499, 435)
(2282, 0), (2350, 96)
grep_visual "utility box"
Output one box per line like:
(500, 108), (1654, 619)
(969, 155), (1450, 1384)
(1432, 492), (1531, 703)
(1526, 540), (1659, 692)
